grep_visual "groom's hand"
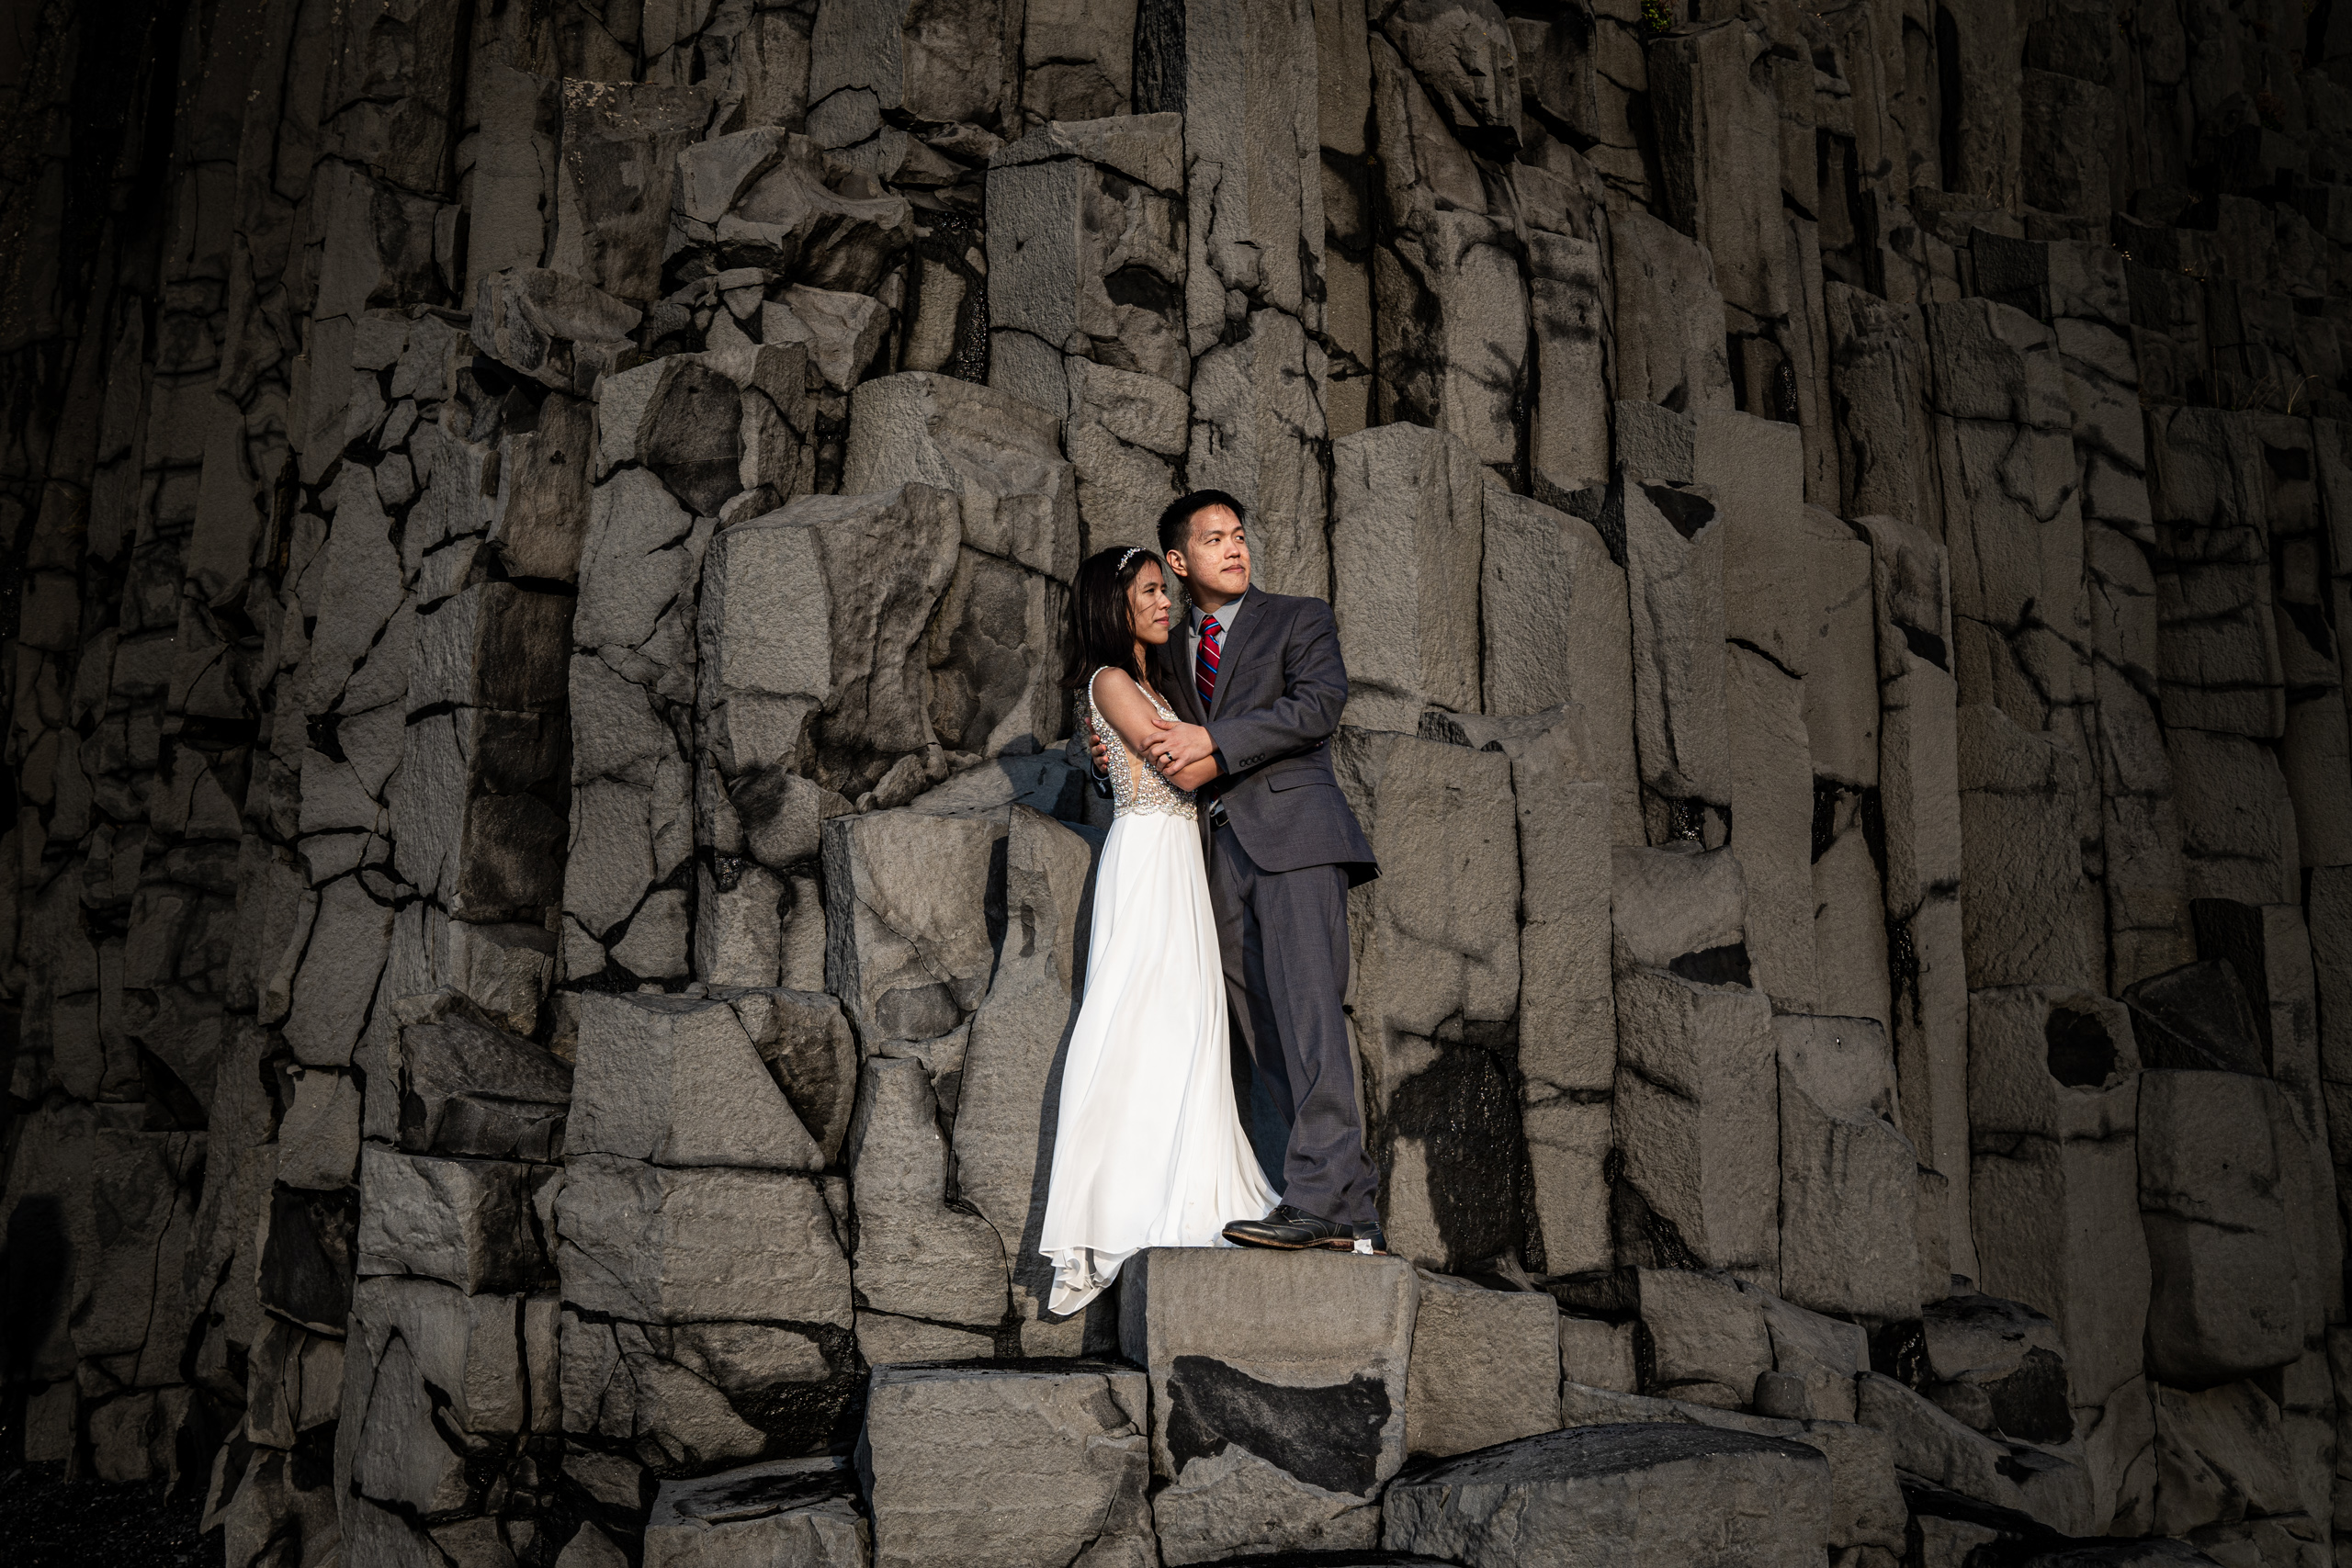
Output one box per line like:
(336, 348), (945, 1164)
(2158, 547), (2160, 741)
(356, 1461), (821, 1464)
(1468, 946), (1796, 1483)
(1148, 716), (1216, 776)
(1085, 728), (1111, 775)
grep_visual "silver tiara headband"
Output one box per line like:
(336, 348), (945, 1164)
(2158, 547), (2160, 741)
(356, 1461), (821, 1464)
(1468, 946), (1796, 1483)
(1117, 547), (1146, 570)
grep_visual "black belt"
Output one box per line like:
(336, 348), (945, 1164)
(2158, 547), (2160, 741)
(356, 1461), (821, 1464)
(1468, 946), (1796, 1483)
(1207, 800), (1230, 828)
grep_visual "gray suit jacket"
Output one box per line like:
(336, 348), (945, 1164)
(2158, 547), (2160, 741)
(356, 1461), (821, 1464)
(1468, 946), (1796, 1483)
(1152, 592), (1378, 886)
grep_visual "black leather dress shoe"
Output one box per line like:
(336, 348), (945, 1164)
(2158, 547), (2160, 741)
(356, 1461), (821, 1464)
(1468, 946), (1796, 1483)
(1349, 1221), (1389, 1256)
(1222, 1204), (1351, 1249)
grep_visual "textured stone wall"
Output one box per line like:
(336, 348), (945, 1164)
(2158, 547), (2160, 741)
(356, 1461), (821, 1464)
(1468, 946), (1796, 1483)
(2, 0), (2350, 1565)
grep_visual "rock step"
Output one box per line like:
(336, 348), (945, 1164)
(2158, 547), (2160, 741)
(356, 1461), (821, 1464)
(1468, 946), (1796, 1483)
(833, 1247), (2116, 1566)
(1899, 1475), (2230, 1568)
(1383, 1421), (1832, 1568)
(1184, 1558), (1453, 1567)
(855, 1359), (1153, 1568)
(641, 1456), (865, 1567)
(1119, 1247), (1419, 1562)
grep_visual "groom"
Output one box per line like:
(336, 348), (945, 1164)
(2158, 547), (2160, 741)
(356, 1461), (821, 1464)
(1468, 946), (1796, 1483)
(1090, 491), (1385, 1254)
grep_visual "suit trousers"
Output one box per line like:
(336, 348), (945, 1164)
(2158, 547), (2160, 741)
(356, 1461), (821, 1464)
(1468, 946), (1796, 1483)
(1207, 823), (1380, 1225)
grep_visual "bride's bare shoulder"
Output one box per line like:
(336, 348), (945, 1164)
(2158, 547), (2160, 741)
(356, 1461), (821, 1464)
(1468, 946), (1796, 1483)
(1089, 666), (1165, 740)
(1090, 665), (1150, 705)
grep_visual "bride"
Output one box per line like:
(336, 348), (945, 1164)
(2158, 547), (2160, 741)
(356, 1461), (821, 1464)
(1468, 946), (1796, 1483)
(1038, 545), (1279, 1314)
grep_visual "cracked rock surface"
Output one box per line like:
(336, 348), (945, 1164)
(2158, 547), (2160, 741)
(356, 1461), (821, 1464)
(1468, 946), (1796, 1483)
(3, 0), (2350, 1564)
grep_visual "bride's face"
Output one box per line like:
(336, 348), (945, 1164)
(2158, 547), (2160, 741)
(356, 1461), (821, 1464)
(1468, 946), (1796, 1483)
(1126, 559), (1172, 646)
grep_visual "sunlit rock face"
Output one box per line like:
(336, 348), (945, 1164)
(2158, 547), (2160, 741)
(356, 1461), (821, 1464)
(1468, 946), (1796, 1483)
(3, 1), (2349, 1564)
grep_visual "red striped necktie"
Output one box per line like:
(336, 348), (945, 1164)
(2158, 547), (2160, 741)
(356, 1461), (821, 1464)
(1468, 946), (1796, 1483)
(1196, 613), (1222, 707)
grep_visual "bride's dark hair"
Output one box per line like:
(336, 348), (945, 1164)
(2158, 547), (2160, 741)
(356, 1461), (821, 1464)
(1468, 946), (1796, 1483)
(1061, 546), (1163, 689)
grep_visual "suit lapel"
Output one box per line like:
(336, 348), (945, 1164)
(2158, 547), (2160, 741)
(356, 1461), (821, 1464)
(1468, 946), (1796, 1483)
(1205, 594), (1272, 722)
(1156, 634), (1206, 727)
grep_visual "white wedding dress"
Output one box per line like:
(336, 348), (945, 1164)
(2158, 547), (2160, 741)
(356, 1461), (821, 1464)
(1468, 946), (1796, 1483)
(1037, 671), (1279, 1314)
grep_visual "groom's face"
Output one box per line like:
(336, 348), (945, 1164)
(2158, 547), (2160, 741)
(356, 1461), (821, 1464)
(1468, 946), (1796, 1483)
(1169, 505), (1250, 599)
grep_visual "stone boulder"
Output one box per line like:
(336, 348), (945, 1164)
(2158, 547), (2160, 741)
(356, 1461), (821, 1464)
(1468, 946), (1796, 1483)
(1856, 1371), (2094, 1533)
(1521, 164), (1611, 494)
(366, 989), (572, 1160)
(1330, 423), (1485, 733)
(642, 1457), (866, 1568)
(1724, 641), (1821, 1011)
(338, 1334), (474, 1521)
(2121, 961), (2267, 1074)
(671, 128), (915, 293)
(1610, 211), (1735, 414)
(1921, 1292), (2073, 1443)
(1610, 844), (1749, 982)
(345, 1276), (556, 1443)
(842, 374), (1079, 581)
(697, 486), (962, 837)
(1759, 1293), (1868, 1424)
(1611, 966), (1777, 1274)
(1057, 356), (1189, 556)
(470, 267), (641, 396)
(1611, 475), (1730, 827)
(1474, 722), (1614, 1275)
(219, 1447), (339, 1568)
(766, 285), (890, 396)
(949, 808), (1106, 1349)
(857, 1361), (1153, 1568)
(1366, 26), (1523, 479)
(846, 1055), (1009, 1327)
(854, 1311), (996, 1368)
(553, 79), (707, 299)
(1383, 1421), (1830, 1568)
(1955, 705), (2103, 992)
(822, 808), (1006, 1043)
(356, 1145), (553, 1295)
(244, 1317), (345, 1450)
(256, 1180), (358, 1338)
(1377, 0), (1523, 146)
(2146, 407), (2286, 739)
(2018, 1545), (2223, 1568)
(1864, 1375), (2025, 1516)
(1551, 1380), (1905, 1554)
(905, 749), (1091, 824)
(591, 355), (753, 515)
(838, 373), (1082, 758)
(568, 991), (826, 1171)
(1560, 1315), (1639, 1394)
(1119, 1247), (1419, 1562)
(561, 1312), (851, 1472)
(1965, 986), (2147, 1409)
(1774, 1012), (1921, 1323)
(2137, 1070), (2304, 1383)
(1345, 728), (1523, 1269)
(1405, 1271), (1562, 1457)
(2148, 1379), (2300, 1537)
(724, 987), (862, 1167)
(1634, 1268), (1770, 1410)
(1333, 729), (1523, 1272)
(1478, 489), (1640, 839)
(555, 1156), (852, 1326)
(276, 1066), (363, 1191)
(984, 113), (1189, 417)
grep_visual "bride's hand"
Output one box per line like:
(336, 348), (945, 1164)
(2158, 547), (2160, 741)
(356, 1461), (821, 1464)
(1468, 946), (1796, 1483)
(1146, 716), (1216, 774)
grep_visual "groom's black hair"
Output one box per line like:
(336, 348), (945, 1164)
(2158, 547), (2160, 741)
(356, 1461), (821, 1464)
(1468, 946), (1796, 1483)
(1061, 546), (1164, 689)
(1156, 490), (1248, 557)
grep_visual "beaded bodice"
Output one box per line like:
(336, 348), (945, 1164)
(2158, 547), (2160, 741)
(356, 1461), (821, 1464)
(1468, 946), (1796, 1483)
(1087, 670), (1197, 821)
